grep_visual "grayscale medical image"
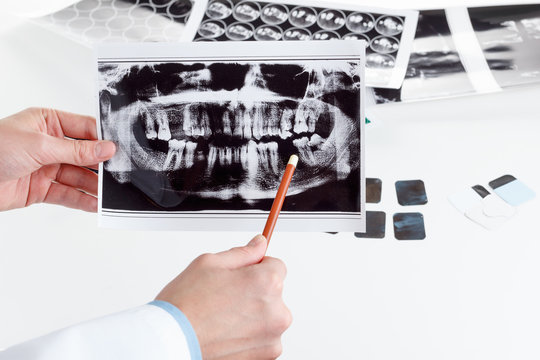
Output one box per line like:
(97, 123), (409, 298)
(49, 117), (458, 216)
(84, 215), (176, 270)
(98, 60), (362, 212)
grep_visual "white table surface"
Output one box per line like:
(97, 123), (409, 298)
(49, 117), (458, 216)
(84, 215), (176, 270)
(1, 1), (539, 359)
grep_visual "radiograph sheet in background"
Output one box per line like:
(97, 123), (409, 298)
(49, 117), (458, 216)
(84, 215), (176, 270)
(371, 9), (475, 104)
(35, 0), (193, 45)
(469, 4), (540, 88)
(96, 41), (366, 232)
(370, 4), (540, 104)
(182, 0), (418, 89)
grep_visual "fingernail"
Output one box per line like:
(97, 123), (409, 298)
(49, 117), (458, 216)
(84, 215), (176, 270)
(248, 235), (266, 247)
(95, 141), (116, 159)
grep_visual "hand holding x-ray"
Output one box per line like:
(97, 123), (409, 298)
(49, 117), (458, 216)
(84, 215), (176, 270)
(0, 108), (116, 212)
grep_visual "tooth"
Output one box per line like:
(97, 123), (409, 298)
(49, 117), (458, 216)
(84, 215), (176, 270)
(293, 103), (309, 134)
(192, 106), (205, 139)
(268, 141), (279, 174)
(293, 137), (308, 149)
(293, 136), (315, 165)
(191, 107), (206, 139)
(196, 127), (205, 138)
(184, 141), (197, 169)
(251, 106), (264, 140)
(246, 140), (258, 180)
(303, 99), (323, 133)
(273, 106), (282, 136)
(264, 104), (278, 137)
(206, 145), (217, 174)
(242, 108), (252, 139)
(143, 109), (157, 140)
(240, 144), (249, 170)
(163, 139), (186, 170)
(308, 134), (325, 148)
(183, 105), (193, 137)
(260, 104), (269, 138)
(224, 147), (233, 165)
(233, 147), (241, 164)
(200, 108), (212, 140)
(218, 147), (226, 166)
(305, 148), (316, 165)
(280, 108), (293, 139)
(233, 109), (243, 138)
(257, 142), (269, 171)
(157, 110), (171, 141)
(223, 110), (232, 136)
(307, 114), (316, 132)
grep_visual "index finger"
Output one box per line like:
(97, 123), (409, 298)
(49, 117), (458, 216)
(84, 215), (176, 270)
(51, 109), (98, 140)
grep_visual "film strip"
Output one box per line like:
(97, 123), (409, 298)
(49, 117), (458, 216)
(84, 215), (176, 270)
(196, 1), (404, 71)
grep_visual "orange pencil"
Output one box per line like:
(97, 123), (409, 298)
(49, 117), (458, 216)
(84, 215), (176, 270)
(262, 155), (298, 246)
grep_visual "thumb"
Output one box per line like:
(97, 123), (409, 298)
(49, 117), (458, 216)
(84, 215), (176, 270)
(216, 235), (267, 269)
(42, 136), (116, 166)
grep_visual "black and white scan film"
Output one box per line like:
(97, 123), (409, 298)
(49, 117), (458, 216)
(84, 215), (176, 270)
(372, 10), (474, 104)
(194, 0), (405, 72)
(98, 59), (362, 213)
(469, 4), (540, 88)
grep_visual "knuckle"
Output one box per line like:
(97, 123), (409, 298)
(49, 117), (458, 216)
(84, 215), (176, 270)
(193, 253), (215, 267)
(55, 164), (65, 182)
(283, 306), (293, 329)
(33, 135), (50, 163)
(268, 272), (283, 293)
(25, 107), (40, 115)
(265, 305), (291, 335)
(275, 258), (287, 277)
(266, 257), (287, 277)
(266, 342), (283, 359)
(275, 306), (293, 332)
(35, 134), (48, 152)
(72, 140), (90, 165)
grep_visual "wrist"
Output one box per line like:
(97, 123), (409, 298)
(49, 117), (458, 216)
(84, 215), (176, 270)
(149, 300), (202, 360)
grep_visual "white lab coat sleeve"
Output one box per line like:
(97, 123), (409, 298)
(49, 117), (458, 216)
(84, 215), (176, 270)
(0, 300), (202, 360)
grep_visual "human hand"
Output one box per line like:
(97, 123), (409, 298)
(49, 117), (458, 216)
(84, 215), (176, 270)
(156, 235), (292, 360)
(0, 108), (116, 212)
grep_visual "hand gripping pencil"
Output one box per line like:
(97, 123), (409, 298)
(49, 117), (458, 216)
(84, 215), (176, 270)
(262, 155), (298, 246)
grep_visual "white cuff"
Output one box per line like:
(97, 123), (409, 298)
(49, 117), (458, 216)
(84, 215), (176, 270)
(0, 304), (194, 360)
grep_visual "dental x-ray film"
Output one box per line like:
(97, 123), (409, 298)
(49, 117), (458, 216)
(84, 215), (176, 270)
(370, 4), (540, 104)
(96, 41), (366, 232)
(181, 0), (418, 89)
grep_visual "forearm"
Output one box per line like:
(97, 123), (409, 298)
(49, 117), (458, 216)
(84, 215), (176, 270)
(0, 303), (199, 360)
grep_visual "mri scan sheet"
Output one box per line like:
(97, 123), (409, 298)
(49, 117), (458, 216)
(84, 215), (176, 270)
(96, 41), (366, 232)
(181, 0), (418, 89)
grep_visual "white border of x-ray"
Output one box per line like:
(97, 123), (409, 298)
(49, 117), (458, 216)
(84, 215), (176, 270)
(181, 0), (418, 90)
(95, 40), (366, 232)
(445, 6), (502, 94)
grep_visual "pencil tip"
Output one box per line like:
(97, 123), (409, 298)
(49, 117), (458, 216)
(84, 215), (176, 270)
(288, 155), (299, 167)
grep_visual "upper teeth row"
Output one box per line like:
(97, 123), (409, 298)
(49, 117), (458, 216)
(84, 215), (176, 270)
(142, 101), (324, 142)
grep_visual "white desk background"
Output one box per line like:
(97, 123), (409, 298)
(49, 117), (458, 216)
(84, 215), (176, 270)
(1, 0), (539, 359)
